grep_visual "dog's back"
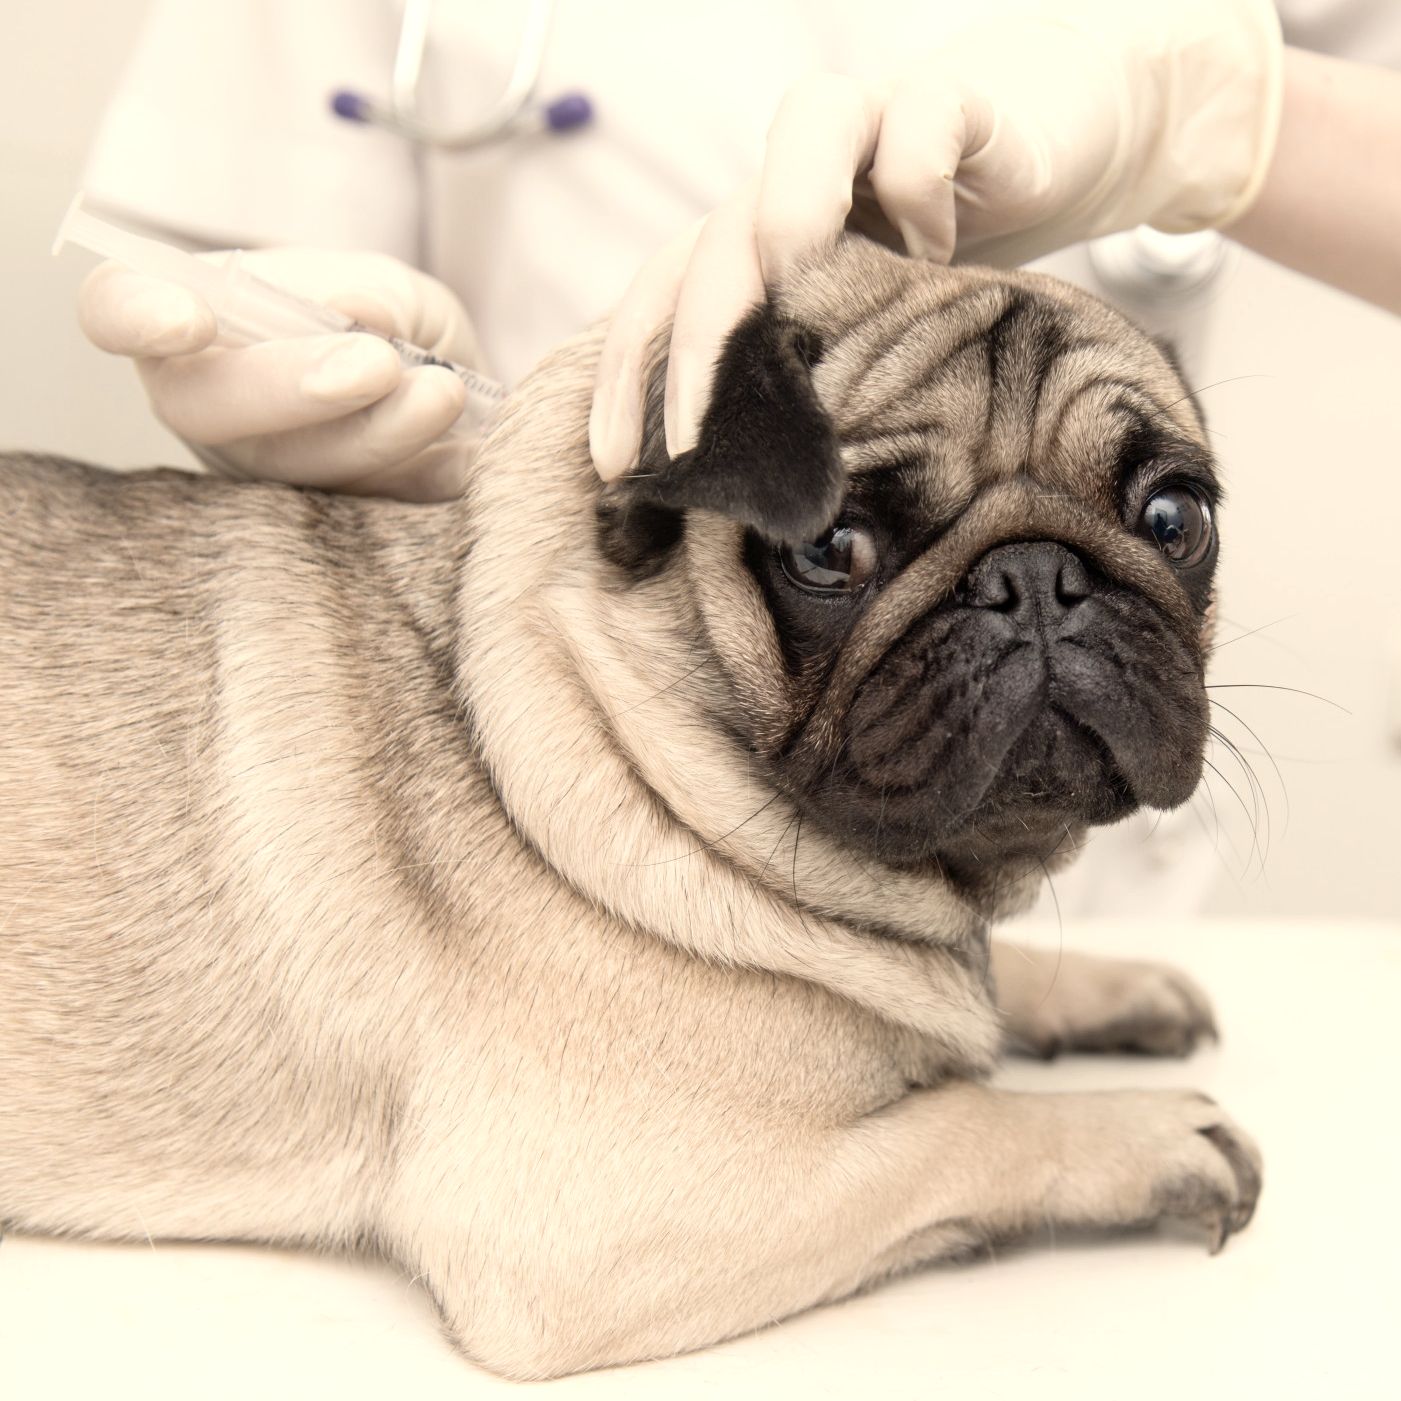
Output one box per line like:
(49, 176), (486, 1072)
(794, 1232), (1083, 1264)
(0, 457), (470, 1241)
(1, 457), (235, 1001)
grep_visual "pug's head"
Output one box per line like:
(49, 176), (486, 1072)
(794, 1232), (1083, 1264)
(598, 238), (1218, 887)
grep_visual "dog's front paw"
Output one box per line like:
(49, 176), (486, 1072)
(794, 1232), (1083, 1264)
(994, 946), (1217, 1059)
(1133, 1092), (1262, 1252)
(1049, 1089), (1263, 1252)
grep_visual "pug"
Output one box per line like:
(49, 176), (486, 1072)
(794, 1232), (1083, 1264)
(0, 236), (1259, 1379)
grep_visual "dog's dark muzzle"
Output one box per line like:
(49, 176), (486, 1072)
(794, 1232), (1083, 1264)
(807, 540), (1209, 866)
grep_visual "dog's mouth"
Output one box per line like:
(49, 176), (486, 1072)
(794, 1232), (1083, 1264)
(862, 703), (1139, 869)
(782, 586), (1208, 874)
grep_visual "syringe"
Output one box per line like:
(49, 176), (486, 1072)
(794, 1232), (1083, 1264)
(53, 195), (507, 440)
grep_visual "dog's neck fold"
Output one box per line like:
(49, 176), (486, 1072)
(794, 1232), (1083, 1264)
(451, 331), (999, 1062)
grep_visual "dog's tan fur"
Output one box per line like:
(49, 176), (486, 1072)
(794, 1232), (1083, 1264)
(0, 241), (1258, 1378)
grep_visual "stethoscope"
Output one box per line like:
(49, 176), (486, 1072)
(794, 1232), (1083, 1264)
(330, 0), (593, 150)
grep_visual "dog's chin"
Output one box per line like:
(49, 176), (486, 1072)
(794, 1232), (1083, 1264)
(787, 674), (1212, 885)
(901, 708), (1141, 868)
(796, 705), (1139, 875)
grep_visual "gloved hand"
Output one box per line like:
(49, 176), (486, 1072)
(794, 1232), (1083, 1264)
(78, 246), (485, 500)
(590, 0), (1282, 479)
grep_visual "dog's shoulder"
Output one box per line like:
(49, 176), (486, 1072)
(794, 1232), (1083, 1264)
(0, 453), (271, 553)
(1, 451), (217, 499)
(0, 452), (408, 573)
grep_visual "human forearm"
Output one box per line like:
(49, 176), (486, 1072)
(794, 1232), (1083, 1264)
(1227, 46), (1401, 314)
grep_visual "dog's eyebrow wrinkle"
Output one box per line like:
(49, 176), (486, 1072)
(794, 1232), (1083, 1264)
(819, 282), (928, 404)
(841, 334), (987, 445)
(1025, 334), (1104, 458)
(834, 280), (922, 351)
(1040, 375), (1176, 469)
(980, 293), (1053, 477)
(1110, 408), (1167, 501)
(837, 285), (1007, 436)
(980, 294), (1033, 403)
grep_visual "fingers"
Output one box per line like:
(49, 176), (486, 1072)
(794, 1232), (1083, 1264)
(589, 221), (700, 480)
(79, 262), (218, 358)
(214, 365), (468, 495)
(231, 248), (483, 368)
(590, 72), (959, 477)
(656, 68), (1016, 455)
(138, 333), (403, 445)
(663, 186), (766, 458)
(663, 79), (883, 457)
(753, 73), (885, 287)
(233, 248), (421, 337)
(867, 76), (973, 264)
(329, 429), (478, 503)
(80, 246), (484, 498)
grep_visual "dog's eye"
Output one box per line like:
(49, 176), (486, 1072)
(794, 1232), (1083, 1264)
(778, 525), (878, 594)
(1138, 486), (1213, 567)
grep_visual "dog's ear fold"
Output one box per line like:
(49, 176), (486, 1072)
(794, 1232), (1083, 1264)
(597, 304), (843, 576)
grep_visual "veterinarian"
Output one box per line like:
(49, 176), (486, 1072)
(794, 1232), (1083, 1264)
(77, 0), (1401, 500)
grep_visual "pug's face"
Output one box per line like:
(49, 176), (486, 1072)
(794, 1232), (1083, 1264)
(600, 239), (1218, 884)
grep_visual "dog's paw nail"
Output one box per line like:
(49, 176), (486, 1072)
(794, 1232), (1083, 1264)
(1208, 1215), (1232, 1255)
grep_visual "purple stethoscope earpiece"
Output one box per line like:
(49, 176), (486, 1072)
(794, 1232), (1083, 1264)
(540, 92), (593, 134)
(329, 87), (592, 146)
(330, 90), (375, 124)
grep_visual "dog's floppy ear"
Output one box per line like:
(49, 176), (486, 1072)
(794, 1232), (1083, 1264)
(597, 303), (843, 576)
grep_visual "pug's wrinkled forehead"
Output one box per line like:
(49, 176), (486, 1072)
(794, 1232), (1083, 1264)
(780, 239), (1207, 502)
(598, 237), (1221, 874)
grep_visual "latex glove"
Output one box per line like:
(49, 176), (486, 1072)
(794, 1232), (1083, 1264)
(590, 0), (1282, 479)
(78, 247), (485, 500)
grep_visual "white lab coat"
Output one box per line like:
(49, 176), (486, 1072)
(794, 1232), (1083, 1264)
(84, 0), (1014, 384)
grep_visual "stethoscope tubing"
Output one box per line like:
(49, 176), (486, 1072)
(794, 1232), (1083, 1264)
(331, 0), (591, 151)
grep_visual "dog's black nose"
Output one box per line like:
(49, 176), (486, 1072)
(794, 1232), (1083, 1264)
(962, 542), (1091, 628)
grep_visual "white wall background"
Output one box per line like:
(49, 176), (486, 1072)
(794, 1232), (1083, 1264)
(1, 1), (1398, 920)
(1, 0), (193, 470)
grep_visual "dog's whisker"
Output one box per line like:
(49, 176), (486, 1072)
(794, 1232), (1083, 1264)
(1200, 757), (1261, 882)
(1220, 739), (1269, 879)
(1187, 785), (1249, 893)
(1209, 724), (1275, 877)
(787, 812), (817, 942)
(1031, 856), (1064, 1013)
(732, 809), (803, 950)
(1194, 767), (1225, 862)
(1205, 682), (1351, 714)
(1208, 611), (1304, 654)
(1158, 373), (1272, 419)
(1208, 699), (1293, 838)
(611, 647), (714, 719)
